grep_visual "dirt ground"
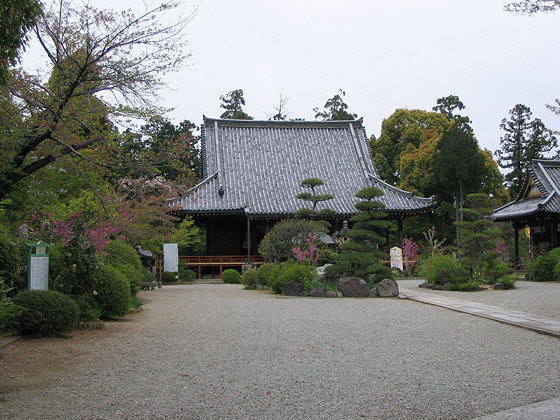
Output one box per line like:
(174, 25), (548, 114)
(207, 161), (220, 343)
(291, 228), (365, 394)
(0, 311), (141, 396)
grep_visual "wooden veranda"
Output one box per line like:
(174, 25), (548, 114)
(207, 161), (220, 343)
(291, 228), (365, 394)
(180, 255), (265, 279)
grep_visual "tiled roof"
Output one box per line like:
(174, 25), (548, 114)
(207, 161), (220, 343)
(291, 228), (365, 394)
(169, 117), (436, 217)
(491, 159), (560, 221)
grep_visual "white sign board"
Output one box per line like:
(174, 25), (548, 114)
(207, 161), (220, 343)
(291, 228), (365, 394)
(29, 256), (49, 290)
(390, 247), (403, 272)
(163, 243), (179, 272)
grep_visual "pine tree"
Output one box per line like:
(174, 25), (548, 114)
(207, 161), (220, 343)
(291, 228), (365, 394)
(295, 178), (335, 218)
(331, 187), (392, 282)
(456, 193), (502, 279)
(495, 104), (557, 197)
(219, 89), (253, 120)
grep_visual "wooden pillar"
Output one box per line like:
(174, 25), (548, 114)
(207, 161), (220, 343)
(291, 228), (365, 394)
(515, 225), (519, 266)
(397, 218), (404, 245)
(385, 227), (390, 250)
(246, 215), (252, 263)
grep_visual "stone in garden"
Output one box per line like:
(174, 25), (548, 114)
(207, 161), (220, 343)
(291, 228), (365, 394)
(283, 282), (302, 296)
(493, 282), (505, 290)
(375, 278), (399, 297)
(326, 291), (338, 298)
(339, 277), (369, 297)
(442, 282), (454, 291)
(368, 288), (377, 297)
(316, 264), (333, 279)
(309, 287), (327, 297)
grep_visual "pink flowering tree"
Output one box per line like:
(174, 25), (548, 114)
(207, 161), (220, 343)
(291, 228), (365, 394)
(29, 207), (126, 296)
(293, 233), (321, 266)
(401, 238), (419, 276)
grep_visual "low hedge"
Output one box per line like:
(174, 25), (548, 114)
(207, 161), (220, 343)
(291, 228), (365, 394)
(13, 290), (79, 336)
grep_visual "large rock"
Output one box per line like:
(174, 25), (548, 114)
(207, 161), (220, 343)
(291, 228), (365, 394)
(309, 287), (327, 297)
(339, 277), (369, 297)
(283, 282), (302, 296)
(316, 264), (332, 279)
(375, 278), (399, 297)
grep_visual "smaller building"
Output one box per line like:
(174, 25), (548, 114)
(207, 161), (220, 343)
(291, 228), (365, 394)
(491, 159), (560, 264)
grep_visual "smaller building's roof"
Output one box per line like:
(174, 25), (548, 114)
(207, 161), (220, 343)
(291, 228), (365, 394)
(491, 159), (560, 222)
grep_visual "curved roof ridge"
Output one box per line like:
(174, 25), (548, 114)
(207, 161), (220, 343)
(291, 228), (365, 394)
(167, 171), (219, 205)
(367, 173), (435, 203)
(203, 116), (364, 129)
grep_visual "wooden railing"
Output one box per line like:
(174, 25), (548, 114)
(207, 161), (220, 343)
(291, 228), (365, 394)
(180, 255), (264, 265)
(179, 255), (265, 279)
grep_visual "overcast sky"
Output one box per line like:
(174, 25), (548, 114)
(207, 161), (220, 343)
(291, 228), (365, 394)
(25, 0), (560, 155)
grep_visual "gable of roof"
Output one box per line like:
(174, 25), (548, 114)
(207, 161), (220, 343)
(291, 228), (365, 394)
(169, 117), (435, 217)
(491, 159), (560, 221)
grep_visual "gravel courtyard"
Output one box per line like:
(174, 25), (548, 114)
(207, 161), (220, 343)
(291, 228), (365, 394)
(1, 283), (559, 419)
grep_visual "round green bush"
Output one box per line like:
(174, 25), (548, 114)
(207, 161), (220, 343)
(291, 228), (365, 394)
(71, 294), (101, 321)
(241, 269), (258, 289)
(483, 262), (514, 284)
(180, 269), (197, 282)
(421, 255), (469, 285)
(526, 254), (556, 282)
(115, 264), (142, 296)
(222, 269), (240, 284)
(162, 272), (178, 282)
(256, 263), (280, 287)
(93, 265), (131, 317)
(102, 240), (143, 271)
(13, 290), (79, 336)
(277, 263), (317, 292)
(498, 274), (517, 289)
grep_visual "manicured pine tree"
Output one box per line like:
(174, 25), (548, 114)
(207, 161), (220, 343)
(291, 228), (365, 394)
(331, 186), (393, 282)
(295, 178), (335, 218)
(456, 193), (502, 280)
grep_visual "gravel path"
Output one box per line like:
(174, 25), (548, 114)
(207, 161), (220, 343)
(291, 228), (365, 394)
(1, 284), (559, 419)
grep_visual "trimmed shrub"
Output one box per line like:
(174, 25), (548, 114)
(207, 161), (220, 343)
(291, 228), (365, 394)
(50, 243), (98, 296)
(241, 269), (258, 289)
(162, 272), (178, 282)
(93, 265), (131, 317)
(498, 274), (517, 289)
(103, 240), (143, 271)
(526, 254), (556, 282)
(180, 269), (197, 282)
(421, 255), (469, 286)
(276, 263), (317, 293)
(483, 262), (514, 284)
(13, 290), (79, 336)
(115, 264), (142, 296)
(72, 294), (102, 321)
(222, 269), (240, 284)
(455, 281), (481, 292)
(256, 263), (280, 287)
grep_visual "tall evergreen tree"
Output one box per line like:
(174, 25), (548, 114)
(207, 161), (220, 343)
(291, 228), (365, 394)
(495, 104), (557, 197)
(433, 122), (486, 240)
(219, 89), (253, 120)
